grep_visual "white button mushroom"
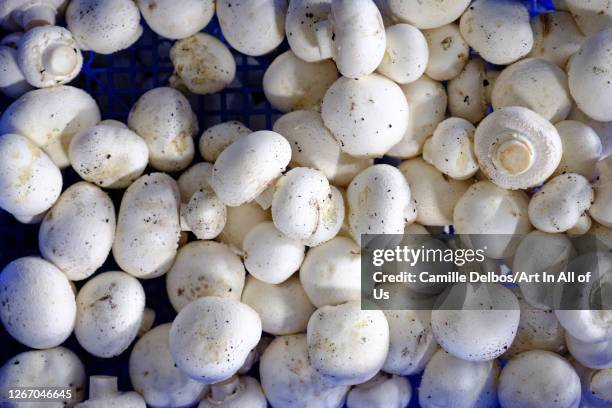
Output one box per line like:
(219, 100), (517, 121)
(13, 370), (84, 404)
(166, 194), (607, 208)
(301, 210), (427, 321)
(169, 33), (236, 95)
(299, 236), (361, 308)
(128, 87), (197, 172)
(216, 0), (287, 56)
(567, 334), (612, 370)
(0, 347), (86, 407)
(285, 0), (331, 62)
(399, 157), (471, 226)
(377, 23), (428, 84)
(568, 29), (612, 122)
(113, 173), (181, 279)
(75, 271), (145, 358)
(39, 182), (115, 281)
(68, 122), (149, 189)
(266, 50), (339, 113)
(0, 85), (101, 168)
(422, 117), (479, 180)
(0, 33), (32, 98)
(273, 110), (372, 187)
(0, 133), (62, 218)
(419, 349), (499, 408)
(447, 58), (488, 124)
(242, 274), (315, 335)
(346, 373), (412, 408)
(528, 173), (594, 233)
(387, 75), (447, 159)
(242, 221), (305, 284)
(169, 296), (262, 383)
(499, 350), (581, 408)
(166, 241), (245, 311)
(137, 0), (214, 40)
(211, 130), (291, 206)
(492, 58), (572, 124)
(529, 11), (585, 67)
(474, 107), (562, 190)
(553, 120), (602, 179)
(130, 323), (208, 407)
(347, 164), (414, 245)
(219, 202), (272, 251)
(565, 0), (612, 36)
(259, 334), (349, 408)
(198, 376), (267, 408)
(423, 23), (469, 81)
(0, 256), (76, 349)
(183, 187), (227, 240)
(17, 25), (82, 88)
(307, 300), (389, 386)
(177, 162), (213, 202)
(572, 359), (612, 407)
(384, 0), (471, 30)
(321, 73), (409, 157)
(76, 376), (146, 408)
(459, 0), (533, 65)
(199, 121), (251, 163)
(66, 0), (142, 55)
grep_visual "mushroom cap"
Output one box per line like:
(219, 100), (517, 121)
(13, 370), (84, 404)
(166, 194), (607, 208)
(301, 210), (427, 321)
(553, 120), (602, 180)
(529, 11), (585, 67)
(385, 0), (471, 29)
(241, 274), (315, 335)
(0, 44), (32, 98)
(242, 221), (305, 284)
(432, 283), (520, 361)
(447, 58), (488, 124)
(499, 351), (581, 408)
(590, 183), (612, 228)
(346, 373), (411, 408)
(0, 0), (66, 30)
(473, 106), (562, 190)
(39, 181), (115, 281)
(528, 173), (594, 233)
(66, 0), (142, 54)
(169, 296), (262, 383)
(399, 157), (471, 226)
(0, 85), (101, 168)
(321, 73), (409, 157)
(0, 347), (86, 407)
(211, 130), (291, 207)
(419, 349), (499, 408)
(137, 0), (214, 40)
(198, 376), (267, 408)
(112, 173), (181, 279)
(423, 23), (469, 81)
(387, 75), (447, 158)
(0, 133), (62, 217)
(18, 25), (82, 88)
(568, 29), (612, 122)
(177, 162), (214, 202)
(170, 33), (236, 95)
(219, 202), (271, 251)
(273, 110), (372, 187)
(307, 300), (389, 386)
(0, 256), (76, 349)
(128, 87), (197, 172)
(166, 241), (245, 312)
(459, 0), (533, 65)
(75, 271), (145, 358)
(347, 164), (413, 245)
(285, 0), (331, 62)
(299, 236), (361, 308)
(183, 188), (227, 240)
(260, 334), (349, 408)
(565, 0), (612, 36)
(567, 334), (612, 370)
(377, 23), (428, 84)
(199, 121), (251, 163)
(422, 117), (479, 180)
(69, 123), (149, 189)
(130, 324), (207, 408)
(263, 50), (338, 113)
(216, 0), (287, 56)
(492, 58), (572, 123)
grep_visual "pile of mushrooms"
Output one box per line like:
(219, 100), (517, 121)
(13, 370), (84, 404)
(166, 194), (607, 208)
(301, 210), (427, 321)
(1, 0), (612, 407)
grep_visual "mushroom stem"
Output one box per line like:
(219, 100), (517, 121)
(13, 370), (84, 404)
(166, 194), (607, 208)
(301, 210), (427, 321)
(313, 19), (333, 60)
(42, 44), (78, 76)
(21, 3), (57, 30)
(210, 375), (239, 402)
(492, 136), (534, 175)
(591, 369), (612, 401)
(89, 376), (119, 399)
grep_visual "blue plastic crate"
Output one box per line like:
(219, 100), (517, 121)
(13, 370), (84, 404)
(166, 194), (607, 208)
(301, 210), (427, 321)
(0, 1), (557, 406)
